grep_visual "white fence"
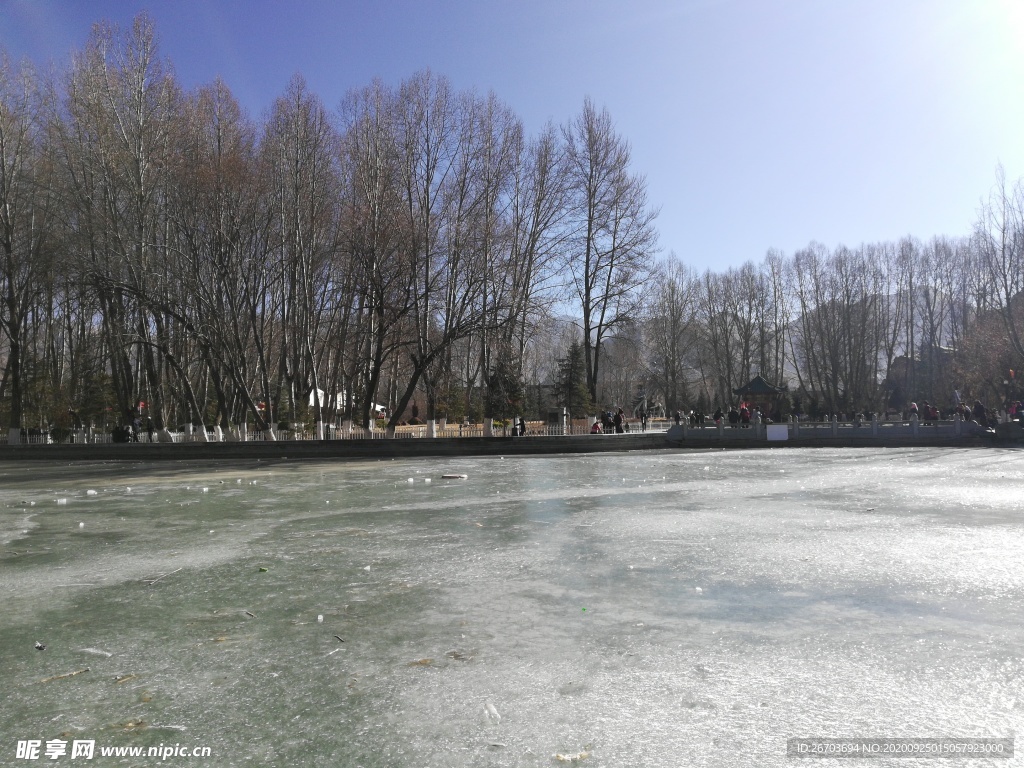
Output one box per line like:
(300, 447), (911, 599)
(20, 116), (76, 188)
(11, 417), (989, 445)
(671, 415), (986, 441)
(11, 419), (673, 445)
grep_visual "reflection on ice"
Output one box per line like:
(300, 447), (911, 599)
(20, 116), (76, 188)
(0, 448), (1022, 766)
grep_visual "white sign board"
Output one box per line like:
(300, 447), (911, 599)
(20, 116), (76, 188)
(767, 425), (789, 441)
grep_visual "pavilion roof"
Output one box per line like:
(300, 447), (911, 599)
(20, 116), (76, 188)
(733, 374), (785, 396)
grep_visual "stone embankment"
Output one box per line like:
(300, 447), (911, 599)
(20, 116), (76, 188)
(0, 417), (1005, 462)
(665, 417), (996, 448)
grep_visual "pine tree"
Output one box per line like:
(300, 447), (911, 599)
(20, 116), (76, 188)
(485, 355), (524, 422)
(554, 340), (594, 418)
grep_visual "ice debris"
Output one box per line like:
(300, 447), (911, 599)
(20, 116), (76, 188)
(483, 701), (501, 724)
(554, 750), (590, 762)
(78, 648), (112, 657)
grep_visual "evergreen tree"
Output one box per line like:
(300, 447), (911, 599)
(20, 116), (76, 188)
(485, 355), (524, 422)
(554, 339), (594, 418)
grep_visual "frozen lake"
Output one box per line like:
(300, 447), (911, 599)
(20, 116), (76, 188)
(1, 448), (1022, 766)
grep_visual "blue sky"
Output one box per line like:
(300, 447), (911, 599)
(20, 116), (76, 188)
(4, 0), (1023, 272)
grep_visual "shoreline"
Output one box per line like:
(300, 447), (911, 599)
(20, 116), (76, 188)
(0, 432), (666, 462)
(0, 428), (1008, 462)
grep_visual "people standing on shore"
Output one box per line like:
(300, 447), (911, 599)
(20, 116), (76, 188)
(922, 401), (938, 422)
(614, 408), (624, 434)
(972, 400), (986, 424)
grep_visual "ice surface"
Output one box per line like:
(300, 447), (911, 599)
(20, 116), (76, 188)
(1, 449), (1022, 766)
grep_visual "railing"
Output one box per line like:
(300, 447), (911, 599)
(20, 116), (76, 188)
(9, 417), (990, 446)
(669, 416), (987, 441)
(9, 419), (674, 445)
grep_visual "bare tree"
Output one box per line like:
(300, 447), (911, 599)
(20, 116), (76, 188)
(562, 97), (657, 404)
(53, 14), (181, 438)
(0, 55), (59, 442)
(787, 243), (886, 414)
(503, 122), (571, 358)
(757, 250), (790, 386)
(338, 79), (410, 428)
(694, 265), (761, 406)
(643, 253), (697, 413)
(165, 78), (274, 439)
(975, 168), (1024, 364)
(263, 75), (343, 437)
